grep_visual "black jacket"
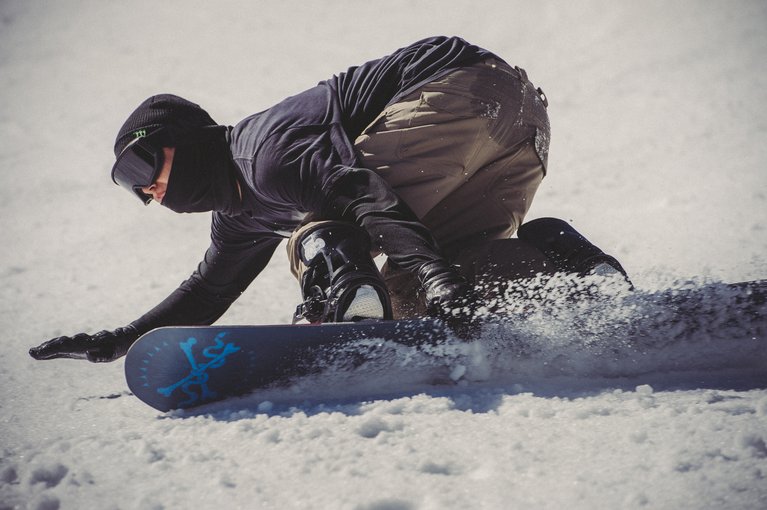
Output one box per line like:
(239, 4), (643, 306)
(131, 36), (493, 333)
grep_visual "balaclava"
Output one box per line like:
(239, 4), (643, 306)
(114, 94), (241, 215)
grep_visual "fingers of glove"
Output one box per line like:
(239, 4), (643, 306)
(28, 338), (60, 360)
(29, 330), (127, 362)
(29, 333), (94, 360)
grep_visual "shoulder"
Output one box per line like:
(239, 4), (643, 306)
(232, 86), (333, 145)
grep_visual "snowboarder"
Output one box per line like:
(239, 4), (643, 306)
(29, 36), (624, 363)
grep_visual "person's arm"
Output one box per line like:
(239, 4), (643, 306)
(129, 235), (280, 333)
(30, 229), (281, 362)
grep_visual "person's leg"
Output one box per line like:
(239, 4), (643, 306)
(517, 218), (631, 281)
(420, 142), (543, 254)
(355, 58), (550, 316)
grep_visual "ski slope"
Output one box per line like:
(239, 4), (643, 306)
(1, 1), (766, 509)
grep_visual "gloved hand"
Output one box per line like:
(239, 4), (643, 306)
(29, 326), (140, 363)
(418, 260), (481, 338)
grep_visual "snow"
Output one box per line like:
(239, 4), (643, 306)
(1, 0), (766, 508)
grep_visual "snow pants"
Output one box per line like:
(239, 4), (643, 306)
(289, 57), (551, 318)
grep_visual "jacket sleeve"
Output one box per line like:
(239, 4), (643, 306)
(128, 217), (281, 334)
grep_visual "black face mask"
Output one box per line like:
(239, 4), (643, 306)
(162, 139), (242, 215)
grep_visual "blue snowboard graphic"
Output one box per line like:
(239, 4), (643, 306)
(154, 333), (242, 407)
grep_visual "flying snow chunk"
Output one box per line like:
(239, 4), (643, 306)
(635, 384), (654, 395)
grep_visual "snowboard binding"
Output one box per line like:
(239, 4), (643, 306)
(293, 222), (393, 324)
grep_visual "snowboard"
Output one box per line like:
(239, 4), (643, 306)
(125, 278), (766, 412)
(125, 319), (450, 412)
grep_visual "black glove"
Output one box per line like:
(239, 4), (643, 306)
(29, 326), (140, 363)
(418, 261), (481, 338)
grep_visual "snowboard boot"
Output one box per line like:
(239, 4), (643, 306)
(517, 217), (632, 284)
(293, 222), (393, 323)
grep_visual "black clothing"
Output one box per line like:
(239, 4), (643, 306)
(131, 36), (494, 334)
(113, 95), (217, 157)
(163, 138), (243, 215)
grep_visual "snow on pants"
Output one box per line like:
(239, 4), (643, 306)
(289, 57), (551, 318)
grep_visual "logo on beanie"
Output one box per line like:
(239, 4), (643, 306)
(132, 129), (148, 139)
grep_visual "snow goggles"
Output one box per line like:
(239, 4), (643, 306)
(111, 127), (171, 205)
(111, 125), (227, 205)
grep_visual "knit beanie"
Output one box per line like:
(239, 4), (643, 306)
(113, 94), (218, 157)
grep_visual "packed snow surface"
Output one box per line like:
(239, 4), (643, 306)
(1, 1), (766, 509)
